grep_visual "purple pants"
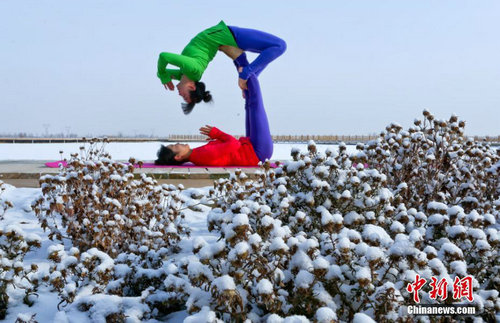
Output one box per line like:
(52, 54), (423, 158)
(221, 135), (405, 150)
(233, 53), (273, 162)
(228, 25), (287, 80)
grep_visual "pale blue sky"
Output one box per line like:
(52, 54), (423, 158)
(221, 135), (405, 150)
(1, 0), (498, 136)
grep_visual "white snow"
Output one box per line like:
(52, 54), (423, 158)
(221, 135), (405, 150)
(337, 237), (351, 250)
(428, 213), (447, 225)
(362, 224), (393, 247)
(234, 241), (250, 256)
(290, 250), (313, 271)
(447, 225), (466, 238)
(248, 233), (263, 246)
(344, 211), (362, 225)
(81, 248), (114, 273)
(261, 215), (275, 227)
(450, 261), (468, 276)
(356, 267), (371, 280)
(341, 190), (352, 199)
(188, 261), (213, 280)
(256, 279), (274, 295)
(428, 201), (448, 212)
(183, 306), (219, 323)
(365, 247), (384, 262)
(1, 136), (498, 322)
(439, 242), (464, 259)
(212, 275), (236, 291)
(232, 213), (249, 226)
(353, 312), (376, 323)
(467, 228), (487, 240)
(315, 307), (337, 322)
(270, 237), (290, 253)
(313, 257), (329, 270)
(295, 270), (315, 289)
(267, 314), (311, 323)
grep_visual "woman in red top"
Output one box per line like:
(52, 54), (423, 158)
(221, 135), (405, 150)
(155, 51), (273, 166)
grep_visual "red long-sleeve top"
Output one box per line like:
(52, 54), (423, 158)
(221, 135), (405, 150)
(189, 127), (259, 166)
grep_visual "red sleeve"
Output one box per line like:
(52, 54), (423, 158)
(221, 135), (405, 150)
(208, 127), (238, 143)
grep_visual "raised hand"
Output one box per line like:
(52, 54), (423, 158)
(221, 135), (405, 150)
(199, 125), (214, 138)
(164, 81), (175, 91)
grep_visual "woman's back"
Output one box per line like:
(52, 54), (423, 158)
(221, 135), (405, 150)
(181, 21), (238, 71)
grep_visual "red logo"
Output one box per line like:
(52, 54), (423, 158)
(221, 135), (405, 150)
(452, 276), (474, 302)
(406, 274), (427, 303)
(429, 277), (448, 300)
(407, 275), (474, 303)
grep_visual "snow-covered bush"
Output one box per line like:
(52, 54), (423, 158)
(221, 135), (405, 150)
(32, 138), (190, 257)
(359, 110), (500, 215)
(15, 313), (38, 323)
(166, 112), (499, 322)
(2, 181), (41, 319)
(0, 180), (13, 220)
(0, 225), (41, 319)
(43, 242), (185, 320)
(31, 139), (196, 320)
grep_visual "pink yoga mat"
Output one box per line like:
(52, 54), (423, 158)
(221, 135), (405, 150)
(44, 160), (277, 169)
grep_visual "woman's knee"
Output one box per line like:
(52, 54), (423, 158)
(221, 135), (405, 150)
(276, 38), (287, 55)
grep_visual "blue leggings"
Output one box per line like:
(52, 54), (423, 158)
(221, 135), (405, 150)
(228, 26), (286, 80)
(233, 53), (273, 162)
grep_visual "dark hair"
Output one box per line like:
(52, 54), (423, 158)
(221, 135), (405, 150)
(181, 81), (213, 115)
(154, 145), (184, 165)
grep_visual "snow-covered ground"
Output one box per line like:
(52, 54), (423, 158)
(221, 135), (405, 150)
(0, 142), (359, 322)
(0, 142), (357, 161)
(1, 138), (498, 322)
(4, 163), (495, 322)
(0, 142), (359, 321)
(0, 183), (216, 322)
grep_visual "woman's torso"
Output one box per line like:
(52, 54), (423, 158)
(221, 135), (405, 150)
(189, 137), (259, 166)
(181, 20), (239, 78)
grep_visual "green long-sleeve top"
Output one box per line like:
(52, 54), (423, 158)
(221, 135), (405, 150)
(157, 20), (238, 84)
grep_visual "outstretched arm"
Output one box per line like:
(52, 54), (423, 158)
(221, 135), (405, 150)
(157, 52), (198, 85)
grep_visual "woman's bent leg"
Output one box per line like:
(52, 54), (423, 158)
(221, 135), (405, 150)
(228, 26), (286, 80)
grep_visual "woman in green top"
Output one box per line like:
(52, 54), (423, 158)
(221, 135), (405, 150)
(157, 20), (286, 114)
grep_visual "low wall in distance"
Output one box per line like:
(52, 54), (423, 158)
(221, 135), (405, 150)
(1, 135), (499, 145)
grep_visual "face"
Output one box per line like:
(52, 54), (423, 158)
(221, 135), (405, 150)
(167, 143), (191, 161)
(176, 77), (196, 103)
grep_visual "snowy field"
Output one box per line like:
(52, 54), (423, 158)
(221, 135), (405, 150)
(0, 142), (359, 322)
(0, 142), (357, 161)
(1, 133), (498, 322)
(0, 183), (212, 322)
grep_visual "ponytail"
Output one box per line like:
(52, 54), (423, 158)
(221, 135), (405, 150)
(181, 81), (213, 115)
